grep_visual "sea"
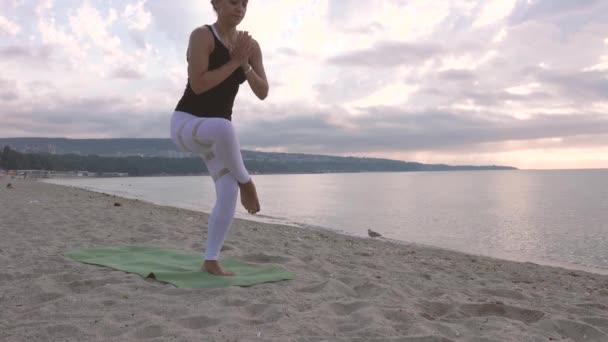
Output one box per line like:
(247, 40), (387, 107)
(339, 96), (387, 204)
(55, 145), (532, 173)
(44, 169), (608, 275)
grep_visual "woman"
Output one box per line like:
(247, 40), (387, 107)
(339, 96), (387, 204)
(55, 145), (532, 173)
(170, 0), (268, 276)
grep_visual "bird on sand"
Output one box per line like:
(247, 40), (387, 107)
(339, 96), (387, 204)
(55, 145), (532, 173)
(368, 229), (382, 238)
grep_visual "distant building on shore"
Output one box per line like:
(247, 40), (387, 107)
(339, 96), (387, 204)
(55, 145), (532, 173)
(5, 170), (129, 179)
(98, 172), (129, 177)
(15, 170), (52, 179)
(22, 144), (58, 154)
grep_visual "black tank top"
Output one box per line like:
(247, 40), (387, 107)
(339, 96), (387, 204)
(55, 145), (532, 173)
(175, 25), (246, 121)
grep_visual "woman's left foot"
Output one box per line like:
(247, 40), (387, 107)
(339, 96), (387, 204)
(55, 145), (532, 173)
(239, 179), (260, 214)
(202, 260), (235, 276)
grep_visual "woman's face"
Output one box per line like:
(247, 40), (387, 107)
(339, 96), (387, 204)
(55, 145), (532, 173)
(214, 0), (248, 25)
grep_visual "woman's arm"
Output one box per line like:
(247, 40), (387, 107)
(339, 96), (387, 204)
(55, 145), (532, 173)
(188, 27), (242, 95)
(244, 39), (269, 100)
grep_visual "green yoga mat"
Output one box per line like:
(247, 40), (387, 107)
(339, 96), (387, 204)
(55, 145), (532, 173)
(64, 245), (295, 288)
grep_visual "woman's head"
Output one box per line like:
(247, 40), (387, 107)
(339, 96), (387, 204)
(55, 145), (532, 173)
(211, 0), (248, 26)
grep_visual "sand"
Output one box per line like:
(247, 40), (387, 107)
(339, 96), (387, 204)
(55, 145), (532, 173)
(1, 178), (608, 342)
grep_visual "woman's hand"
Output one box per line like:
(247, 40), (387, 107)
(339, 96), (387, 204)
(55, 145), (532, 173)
(230, 31), (253, 68)
(243, 38), (269, 100)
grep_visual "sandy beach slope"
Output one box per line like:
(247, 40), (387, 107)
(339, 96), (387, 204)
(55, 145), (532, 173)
(1, 179), (608, 341)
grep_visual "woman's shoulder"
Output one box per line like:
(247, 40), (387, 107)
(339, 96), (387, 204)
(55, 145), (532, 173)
(250, 37), (262, 55)
(190, 25), (214, 38)
(189, 25), (215, 48)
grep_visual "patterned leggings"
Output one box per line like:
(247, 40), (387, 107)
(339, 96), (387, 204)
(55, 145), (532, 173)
(170, 111), (250, 260)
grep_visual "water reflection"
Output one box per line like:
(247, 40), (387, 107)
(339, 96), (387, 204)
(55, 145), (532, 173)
(45, 169), (608, 274)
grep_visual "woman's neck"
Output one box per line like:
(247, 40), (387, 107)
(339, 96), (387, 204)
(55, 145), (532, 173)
(213, 19), (237, 40)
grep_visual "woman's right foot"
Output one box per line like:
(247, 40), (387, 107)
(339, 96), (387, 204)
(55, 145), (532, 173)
(203, 260), (235, 276)
(239, 179), (260, 214)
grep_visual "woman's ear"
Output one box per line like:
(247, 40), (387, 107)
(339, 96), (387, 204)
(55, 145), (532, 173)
(211, 0), (222, 13)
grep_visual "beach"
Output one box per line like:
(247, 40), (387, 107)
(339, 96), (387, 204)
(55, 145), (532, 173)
(1, 179), (608, 342)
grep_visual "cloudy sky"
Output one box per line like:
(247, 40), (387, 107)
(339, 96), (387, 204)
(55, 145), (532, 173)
(1, 0), (607, 169)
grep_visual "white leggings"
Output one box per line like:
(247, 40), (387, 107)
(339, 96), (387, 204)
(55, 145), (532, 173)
(170, 111), (251, 260)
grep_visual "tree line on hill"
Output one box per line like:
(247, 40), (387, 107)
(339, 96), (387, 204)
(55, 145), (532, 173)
(0, 145), (516, 176)
(0, 146), (206, 176)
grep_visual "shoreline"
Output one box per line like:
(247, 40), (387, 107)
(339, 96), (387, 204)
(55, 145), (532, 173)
(2, 167), (521, 181)
(2, 179), (608, 341)
(40, 177), (608, 277)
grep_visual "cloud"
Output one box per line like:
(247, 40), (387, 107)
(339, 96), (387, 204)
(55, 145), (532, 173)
(438, 69), (476, 81)
(0, 45), (53, 61)
(146, 0), (214, 42)
(37, 13), (85, 64)
(0, 15), (20, 36)
(0, 78), (19, 101)
(110, 66), (145, 80)
(533, 69), (608, 103)
(508, 0), (604, 25)
(124, 0), (152, 31)
(473, 0), (517, 27)
(68, 4), (122, 58)
(0, 90), (169, 138)
(236, 103), (608, 155)
(327, 41), (443, 67)
(346, 82), (419, 109)
(586, 56), (608, 71)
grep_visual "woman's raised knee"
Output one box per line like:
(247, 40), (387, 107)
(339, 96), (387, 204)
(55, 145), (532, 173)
(212, 119), (236, 143)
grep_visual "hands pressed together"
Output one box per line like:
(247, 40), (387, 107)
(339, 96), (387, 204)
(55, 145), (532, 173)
(229, 31), (254, 68)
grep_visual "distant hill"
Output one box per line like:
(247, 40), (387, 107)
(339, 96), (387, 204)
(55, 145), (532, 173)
(0, 137), (517, 174)
(0, 137), (178, 157)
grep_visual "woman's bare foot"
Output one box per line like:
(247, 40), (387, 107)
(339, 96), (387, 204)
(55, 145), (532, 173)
(239, 179), (260, 214)
(202, 260), (235, 276)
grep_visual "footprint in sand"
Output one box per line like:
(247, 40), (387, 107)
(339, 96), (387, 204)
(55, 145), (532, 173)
(479, 288), (527, 300)
(67, 277), (124, 294)
(33, 292), (64, 304)
(177, 315), (220, 330)
(239, 253), (291, 264)
(328, 301), (371, 316)
(137, 223), (158, 234)
(416, 300), (459, 320)
(190, 243), (203, 250)
(162, 288), (201, 297)
(0, 272), (13, 281)
(353, 280), (384, 298)
(51, 273), (83, 283)
(336, 319), (373, 334)
(581, 316), (608, 328)
(458, 303), (545, 324)
(297, 279), (357, 297)
(552, 318), (608, 341)
(222, 297), (249, 307)
(243, 304), (284, 324)
(296, 280), (329, 293)
(220, 244), (234, 251)
(576, 303), (608, 312)
(132, 325), (164, 339)
(101, 299), (117, 306)
(382, 307), (414, 324)
(46, 324), (82, 339)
